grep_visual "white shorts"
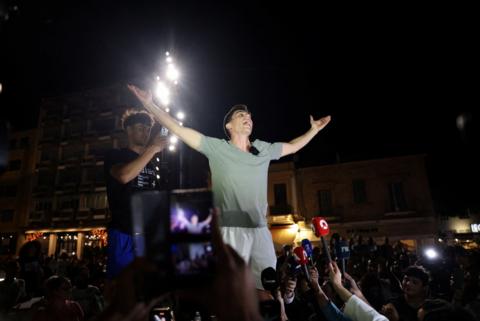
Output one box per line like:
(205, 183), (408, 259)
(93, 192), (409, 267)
(221, 226), (277, 290)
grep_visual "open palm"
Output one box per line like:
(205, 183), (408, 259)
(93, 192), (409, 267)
(310, 115), (331, 132)
(127, 84), (153, 107)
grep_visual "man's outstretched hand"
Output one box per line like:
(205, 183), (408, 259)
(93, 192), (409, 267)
(127, 84), (154, 107)
(310, 115), (331, 132)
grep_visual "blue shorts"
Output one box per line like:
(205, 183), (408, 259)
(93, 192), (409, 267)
(106, 228), (145, 279)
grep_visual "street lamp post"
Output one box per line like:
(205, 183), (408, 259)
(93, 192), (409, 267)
(153, 51), (186, 189)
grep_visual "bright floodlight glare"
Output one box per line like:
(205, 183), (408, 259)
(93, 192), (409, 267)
(166, 56), (173, 64)
(179, 122), (183, 126)
(176, 111), (185, 120)
(165, 107), (170, 113)
(166, 64), (179, 81)
(165, 51), (170, 56)
(424, 248), (438, 260)
(169, 145), (175, 151)
(155, 81), (170, 106)
(170, 136), (178, 144)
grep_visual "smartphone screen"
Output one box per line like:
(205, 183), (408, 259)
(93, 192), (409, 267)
(131, 189), (216, 293)
(169, 189), (216, 279)
(170, 190), (213, 236)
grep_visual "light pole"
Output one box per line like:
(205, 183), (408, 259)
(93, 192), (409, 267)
(153, 51), (186, 188)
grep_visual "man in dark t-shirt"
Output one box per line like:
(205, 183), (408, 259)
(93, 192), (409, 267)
(381, 265), (430, 321)
(104, 108), (167, 279)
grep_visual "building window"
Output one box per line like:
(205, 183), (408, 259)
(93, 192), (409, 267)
(83, 165), (104, 184)
(58, 197), (79, 211)
(61, 143), (84, 161)
(63, 121), (85, 138)
(270, 183), (292, 215)
(40, 146), (59, 162)
(87, 140), (112, 159)
(57, 167), (81, 186)
(0, 210), (14, 222)
(352, 179), (367, 204)
(95, 166), (105, 184)
(20, 137), (29, 148)
(274, 184), (287, 205)
(45, 105), (64, 118)
(29, 212), (45, 222)
(0, 185), (17, 198)
(34, 199), (53, 212)
(37, 170), (55, 187)
(55, 233), (77, 257)
(42, 125), (61, 140)
(80, 193), (107, 210)
(9, 139), (17, 150)
(80, 194), (96, 210)
(91, 117), (116, 134)
(388, 182), (408, 212)
(83, 167), (95, 184)
(8, 160), (21, 171)
(317, 190), (333, 215)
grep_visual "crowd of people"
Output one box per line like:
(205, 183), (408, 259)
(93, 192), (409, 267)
(0, 234), (479, 321)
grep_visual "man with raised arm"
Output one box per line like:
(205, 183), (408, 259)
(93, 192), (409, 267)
(104, 109), (167, 279)
(128, 84), (331, 294)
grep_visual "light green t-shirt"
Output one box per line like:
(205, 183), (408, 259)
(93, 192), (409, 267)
(199, 136), (283, 228)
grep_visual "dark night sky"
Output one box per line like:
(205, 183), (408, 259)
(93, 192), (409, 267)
(0, 1), (478, 213)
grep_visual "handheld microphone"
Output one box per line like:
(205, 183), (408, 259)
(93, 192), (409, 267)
(293, 247), (310, 282)
(260, 267), (281, 320)
(286, 255), (301, 278)
(335, 240), (351, 274)
(311, 217), (332, 263)
(301, 239), (314, 265)
(261, 267), (278, 296)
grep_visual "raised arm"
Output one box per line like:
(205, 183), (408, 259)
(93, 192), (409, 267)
(110, 135), (167, 184)
(202, 213), (213, 226)
(176, 209), (190, 226)
(127, 84), (203, 151)
(281, 115), (331, 157)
